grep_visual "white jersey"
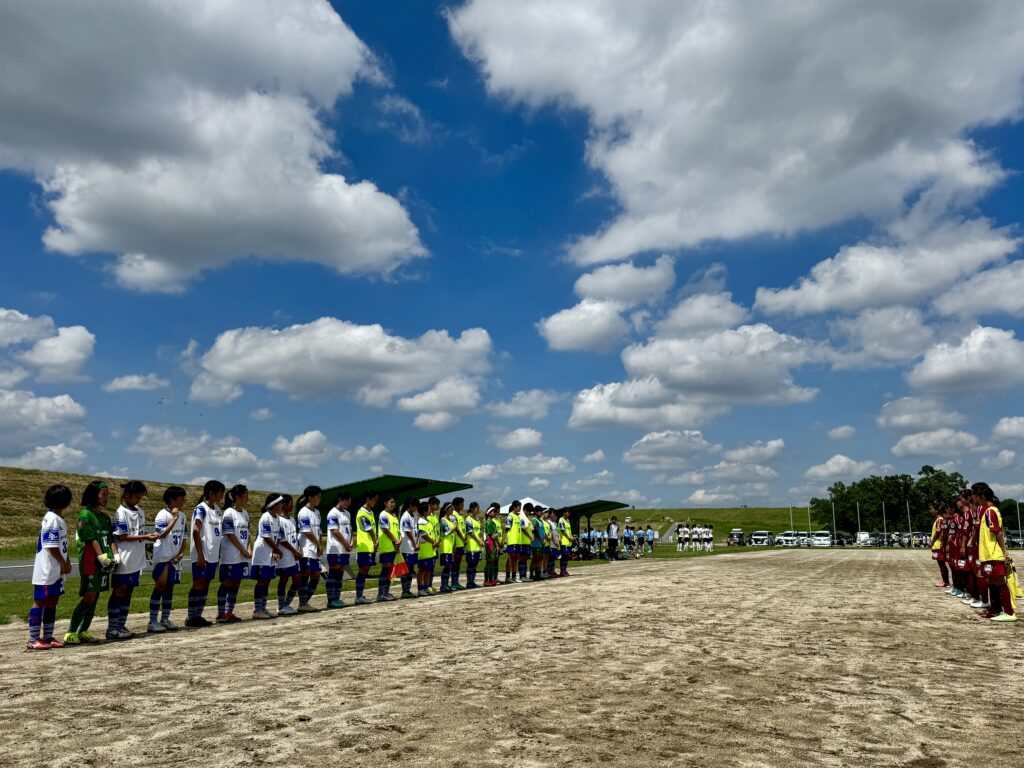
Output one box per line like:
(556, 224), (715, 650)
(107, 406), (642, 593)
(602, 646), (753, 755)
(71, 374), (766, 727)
(220, 507), (250, 565)
(190, 501), (223, 562)
(399, 511), (418, 554)
(296, 505), (321, 558)
(251, 512), (280, 567)
(277, 516), (299, 569)
(113, 503), (147, 574)
(152, 508), (186, 564)
(326, 507), (353, 554)
(32, 511), (68, 585)
(682, 526), (690, 539)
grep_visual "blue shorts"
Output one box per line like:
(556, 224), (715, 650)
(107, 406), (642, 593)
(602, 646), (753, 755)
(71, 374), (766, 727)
(466, 550), (481, 563)
(440, 553), (454, 567)
(276, 563), (300, 576)
(549, 547), (559, 558)
(418, 557), (435, 571)
(402, 552), (419, 568)
(357, 552), (376, 568)
(299, 557), (322, 573)
(112, 571), (141, 588)
(192, 561), (218, 582)
(33, 580), (64, 600)
(327, 553), (351, 567)
(152, 561), (181, 585)
(453, 547), (465, 557)
(219, 563), (248, 581)
(562, 546), (572, 556)
(250, 564), (276, 581)
(378, 551), (396, 565)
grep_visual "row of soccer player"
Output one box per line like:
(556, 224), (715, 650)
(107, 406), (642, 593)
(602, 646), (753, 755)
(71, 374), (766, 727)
(675, 524), (716, 552)
(26, 479), (581, 650)
(928, 481), (1019, 623)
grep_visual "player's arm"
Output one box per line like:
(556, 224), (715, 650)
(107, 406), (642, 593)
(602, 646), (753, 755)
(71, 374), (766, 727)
(281, 536), (301, 558)
(154, 510), (178, 540)
(192, 515), (206, 566)
(469, 527), (483, 548)
(45, 534), (71, 575)
(301, 529), (322, 553)
(382, 519), (398, 547)
(225, 532), (249, 559)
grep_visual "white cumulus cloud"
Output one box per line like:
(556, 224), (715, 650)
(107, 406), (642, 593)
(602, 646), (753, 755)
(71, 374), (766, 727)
(537, 298), (630, 352)
(876, 396), (965, 433)
(19, 325), (95, 382)
(102, 373), (169, 392)
(908, 326), (1024, 392)
(573, 255), (675, 305)
(582, 449), (606, 463)
(487, 389), (560, 419)
(623, 430), (712, 471)
(491, 427), (543, 451)
(805, 454), (891, 482)
(3, 443), (87, 471)
(499, 453), (574, 475)
(272, 430), (335, 468)
(891, 428), (980, 457)
(993, 417), (1024, 442)
(828, 425), (856, 440)
(0, 387), (87, 454)
(722, 439), (785, 463)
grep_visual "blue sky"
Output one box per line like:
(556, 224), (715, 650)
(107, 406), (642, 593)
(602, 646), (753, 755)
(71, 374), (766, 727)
(2, 1), (1024, 507)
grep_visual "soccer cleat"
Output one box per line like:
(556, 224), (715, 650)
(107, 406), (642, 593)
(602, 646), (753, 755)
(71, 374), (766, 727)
(978, 609), (999, 619)
(105, 629), (122, 641)
(77, 631), (102, 644)
(223, 613), (242, 623)
(560, 572), (570, 577)
(452, 583), (465, 591)
(354, 596), (373, 605)
(960, 597), (976, 605)
(297, 604), (319, 613)
(43, 636), (66, 648)
(399, 592), (418, 600)
(969, 600), (988, 609)
(148, 621), (168, 633)
(991, 612), (1018, 623)
(216, 613), (231, 624)
(327, 599), (346, 609)
(426, 587), (439, 595)
(117, 628), (134, 639)
(278, 605), (297, 616)
(26, 639), (51, 651)
(944, 587), (954, 594)
(161, 619), (180, 631)
(63, 631), (80, 645)
(466, 583), (480, 589)
(934, 582), (948, 588)
(252, 610), (272, 620)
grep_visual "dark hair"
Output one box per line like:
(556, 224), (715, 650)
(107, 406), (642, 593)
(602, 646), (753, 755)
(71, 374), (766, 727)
(469, 501), (480, 511)
(81, 480), (109, 509)
(361, 492), (378, 509)
(281, 494), (293, 509)
(401, 498), (416, 512)
(263, 493), (285, 512)
(510, 500), (521, 511)
(163, 486), (187, 505)
(428, 496), (440, 505)
(202, 480), (226, 501)
(335, 492), (351, 507)
(224, 484), (248, 510)
(44, 484), (73, 510)
(383, 493), (397, 505)
(523, 503), (534, 513)
(120, 480), (147, 498)
(452, 496), (465, 506)
(418, 501), (429, 515)
(298, 485), (322, 510)
(971, 482), (999, 505)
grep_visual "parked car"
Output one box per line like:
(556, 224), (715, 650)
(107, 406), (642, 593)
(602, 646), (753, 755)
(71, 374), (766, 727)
(775, 531), (799, 546)
(1007, 530), (1024, 549)
(910, 532), (929, 548)
(726, 528), (745, 546)
(833, 532), (854, 547)
(811, 530), (832, 547)
(749, 530), (773, 546)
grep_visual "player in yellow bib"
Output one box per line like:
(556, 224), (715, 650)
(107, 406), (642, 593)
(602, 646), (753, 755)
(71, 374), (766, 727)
(376, 494), (400, 602)
(504, 500), (522, 584)
(439, 503), (457, 593)
(464, 502), (484, 588)
(416, 501), (438, 596)
(451, 497), (468, 590)
(929, 503), (949, 588)
(354, 492), (378, 605)
(558, 508), (574, 577)
(973, 482), (1015, 622)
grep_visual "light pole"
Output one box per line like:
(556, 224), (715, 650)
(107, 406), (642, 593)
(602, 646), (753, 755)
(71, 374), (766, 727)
(831, 499), (837, 542)
(856, 501), (862, 542)
(882, 501), (888, 547)
(906, 501), (912, 548)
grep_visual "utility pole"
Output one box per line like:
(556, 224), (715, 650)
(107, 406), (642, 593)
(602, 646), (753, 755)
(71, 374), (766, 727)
(882, 501), (888, 547)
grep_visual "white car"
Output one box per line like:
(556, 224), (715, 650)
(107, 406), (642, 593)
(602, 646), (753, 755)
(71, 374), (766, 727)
(811, 531), (833, 547)
(775, 531), (799, 546)
(749, 530), (773, 546)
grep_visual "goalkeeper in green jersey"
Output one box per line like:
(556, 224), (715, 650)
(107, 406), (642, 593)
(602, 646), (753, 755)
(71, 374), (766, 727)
(65, 480), (119, 644)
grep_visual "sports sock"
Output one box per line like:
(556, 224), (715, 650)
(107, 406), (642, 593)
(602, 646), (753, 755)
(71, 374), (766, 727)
(120, 589), (132, 630)
(277, 577), (287, 609)
(977, 576), (989, 603)
(286, 584), (298, 606)
(217, 584), (229, 616)
(225, 585), (239, 614)
(989, 584), (1002, 615)
(69, 600), (86, 633)
(28, 607), (42, 642)
(377, 567), (389, 597)
(82, 600), (97, 631)
(355, 573), (366, 598)
(939, 562), (949, 583)
(254, 583), (268, 612)
(328, 571), (340, 601)
(161, 589), (174, 622)
(999, 584), (1014, 615)
(42, 606), (56, 640)
(440, 569), (449, 589)
(107, 594), (120, 628)
(149, 590), (162, 624)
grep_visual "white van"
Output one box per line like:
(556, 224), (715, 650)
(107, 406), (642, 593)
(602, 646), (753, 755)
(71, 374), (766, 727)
(811, 531), (832, 547)
(775, 531), (799, 546)
(749, 530), (773, 546)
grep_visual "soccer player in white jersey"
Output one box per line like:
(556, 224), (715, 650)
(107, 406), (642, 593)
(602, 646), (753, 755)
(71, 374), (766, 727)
(398, 498), (420, 599)
(108, 480), (156, 639)
(706, 525), (714, 552)
(187, 480), (226, 628)
(275, 495), (303, 615)
(251, 494), (284, 619)
(296, 485), (323, 612)
(218, 484), (251, 624)
(27, 484), (73, 650)
(148, 486), (187, 633)
(324, 492), (354, 609)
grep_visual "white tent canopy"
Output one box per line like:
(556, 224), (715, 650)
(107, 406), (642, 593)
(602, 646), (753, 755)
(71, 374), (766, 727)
(499, 496), (549, 515)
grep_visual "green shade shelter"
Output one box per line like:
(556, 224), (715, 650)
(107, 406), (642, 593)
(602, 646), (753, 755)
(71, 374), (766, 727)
(563, 499), (630, 533)
(319, 474), (473, 518)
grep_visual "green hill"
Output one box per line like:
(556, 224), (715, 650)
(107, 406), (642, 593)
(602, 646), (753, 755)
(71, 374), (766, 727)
(585, 507), (820, 537)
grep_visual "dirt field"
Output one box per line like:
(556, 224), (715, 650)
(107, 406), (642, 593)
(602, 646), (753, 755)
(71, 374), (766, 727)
(1, 550), (1020, 768)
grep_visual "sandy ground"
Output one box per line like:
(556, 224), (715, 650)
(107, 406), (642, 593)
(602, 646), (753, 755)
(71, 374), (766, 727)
(1, 549), (1021, 768)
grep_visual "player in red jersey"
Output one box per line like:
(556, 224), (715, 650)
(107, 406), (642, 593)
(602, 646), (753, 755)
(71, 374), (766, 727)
(929, 502), (949, 588)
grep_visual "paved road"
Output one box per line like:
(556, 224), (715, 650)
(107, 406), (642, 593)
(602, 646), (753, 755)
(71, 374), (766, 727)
(0, 560), (78, 582)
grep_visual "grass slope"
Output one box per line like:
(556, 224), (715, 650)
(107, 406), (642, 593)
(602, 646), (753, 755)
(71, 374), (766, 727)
(587, 507), (818, 536)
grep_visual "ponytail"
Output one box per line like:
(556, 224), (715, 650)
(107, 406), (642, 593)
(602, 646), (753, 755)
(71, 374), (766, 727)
(224, 484), (248, 511)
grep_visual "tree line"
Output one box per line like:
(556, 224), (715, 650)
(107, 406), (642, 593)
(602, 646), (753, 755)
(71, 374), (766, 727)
(809, 465), (1021, 534)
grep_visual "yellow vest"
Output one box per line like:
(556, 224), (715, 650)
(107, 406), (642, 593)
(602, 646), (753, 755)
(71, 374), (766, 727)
(930, 517), (943, 551)
(378, 509), (400, 553)
(559, 517), (573, 546)
(440, 516), (455, 555)
(978, 506), (1005, 562)
(418, 517), (435, 559)
(507, 512), (521, 545)
(454, 512), (467, 547)
(465, 515), (483, 553)
(355, 507), (377, 553)
(543, 519), (553, 544)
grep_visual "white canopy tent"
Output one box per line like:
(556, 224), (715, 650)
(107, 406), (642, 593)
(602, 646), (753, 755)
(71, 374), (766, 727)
(499, 496), (550, 515)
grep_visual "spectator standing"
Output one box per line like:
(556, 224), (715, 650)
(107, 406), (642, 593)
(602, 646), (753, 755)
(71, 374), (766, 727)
(607, 517), (619, 560)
